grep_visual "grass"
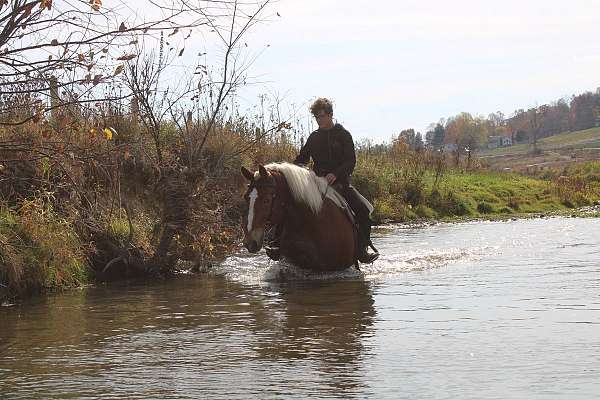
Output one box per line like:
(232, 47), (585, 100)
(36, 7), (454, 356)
(353, 151), (600, 224)
(480, 127), (600, 157)
(0, 202), (88, 300)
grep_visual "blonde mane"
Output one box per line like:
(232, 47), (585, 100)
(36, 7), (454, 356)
(264, 162), (328, 214)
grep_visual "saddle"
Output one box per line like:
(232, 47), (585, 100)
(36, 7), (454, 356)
(324, 182), (374, 226)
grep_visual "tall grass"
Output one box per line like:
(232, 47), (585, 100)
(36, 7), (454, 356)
(0, 201), (87, 299)
(351, 146), (600, 223)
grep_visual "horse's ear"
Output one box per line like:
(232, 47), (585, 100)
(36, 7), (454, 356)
(241, 166), (254, 182)
(259, 165), (269, 178)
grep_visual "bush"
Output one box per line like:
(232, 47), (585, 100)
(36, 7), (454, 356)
(428, 189), (471, 217)
(0, 203), (88, 299)
(415, 204), (435, 218)
(477, 202), (494, 214)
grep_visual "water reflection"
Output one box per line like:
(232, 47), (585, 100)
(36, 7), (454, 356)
(254, 280), (376, 396)
(0, 276), (375, 399)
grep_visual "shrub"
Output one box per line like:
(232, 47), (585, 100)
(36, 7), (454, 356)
(477, 202), (494, 214)
(0, 202), (88, 299)
(507, 196), (520, 210)
(428, 189), (471, 217)
(415, 204), (436, 218)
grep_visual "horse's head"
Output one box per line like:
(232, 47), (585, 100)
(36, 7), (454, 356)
(241, 165), (279, 253)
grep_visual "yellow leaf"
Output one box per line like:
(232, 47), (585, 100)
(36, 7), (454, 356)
(103, 128), (112, 140)
(40, 0), (52, 10)
(89, 128), (97, 137)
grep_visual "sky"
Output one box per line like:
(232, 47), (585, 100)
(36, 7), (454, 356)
(235, 0), (600, 143)
(127, 0), (600, 144)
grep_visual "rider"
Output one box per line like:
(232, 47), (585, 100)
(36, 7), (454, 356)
(293, 97), (379, 264)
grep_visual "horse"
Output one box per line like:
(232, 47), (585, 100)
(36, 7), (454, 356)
(241, 162), (358, 272)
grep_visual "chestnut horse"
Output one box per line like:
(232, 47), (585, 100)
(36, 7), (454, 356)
(241, 162), (357, 271)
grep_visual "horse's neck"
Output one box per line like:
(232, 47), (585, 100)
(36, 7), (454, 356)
(286, 202), (316, 226)
(277, 171), (322, 233)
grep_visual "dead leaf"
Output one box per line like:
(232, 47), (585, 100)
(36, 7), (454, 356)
(113, 64), (123, 76)
(117, 54), (137, 61)
(178, 48), (184, 57)
(169, 28), (179, 37)
(78, 53), (85, 62)
(119, 22), (127, 32)
(40, 0), (52, 10)
(22, 3), (34, 17)
(93, 74), (102, 85)
(50, 39), (59, 46)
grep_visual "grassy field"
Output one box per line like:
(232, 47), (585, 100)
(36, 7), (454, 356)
(478, 127), (600, 173)
(353, 151), (600, 223)
(480, 127), (600, 157)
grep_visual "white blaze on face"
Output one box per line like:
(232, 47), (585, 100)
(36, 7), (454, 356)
(247, 188), (258, 233)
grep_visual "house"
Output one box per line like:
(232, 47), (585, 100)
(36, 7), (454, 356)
(487, 136), (502, 149)
(501, 136), (512, 146)
(488, 135), (512, 149)
(443, 143), (457, 152)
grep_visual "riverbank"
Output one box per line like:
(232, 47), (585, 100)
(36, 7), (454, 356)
(353, 153), (600, 224)
(2, 148), (599, 302)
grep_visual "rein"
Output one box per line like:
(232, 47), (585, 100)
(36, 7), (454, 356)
(248, 172), (287, 226)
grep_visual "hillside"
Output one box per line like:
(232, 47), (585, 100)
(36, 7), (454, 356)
(479, 127), (600, 172)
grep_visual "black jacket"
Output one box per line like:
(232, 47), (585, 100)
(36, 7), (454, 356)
(294, 123), (356, 185)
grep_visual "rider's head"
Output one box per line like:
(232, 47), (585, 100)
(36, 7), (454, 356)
(310, 97), (335, 130)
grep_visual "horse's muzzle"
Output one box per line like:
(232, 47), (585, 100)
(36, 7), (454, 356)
(246, 239), (260, 253)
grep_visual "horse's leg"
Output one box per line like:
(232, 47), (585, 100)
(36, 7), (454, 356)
(281, 235), (320, 269)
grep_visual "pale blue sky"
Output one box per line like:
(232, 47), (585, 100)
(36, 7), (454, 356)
(239, 0), (600, 143)
(128, 0), (600, 143)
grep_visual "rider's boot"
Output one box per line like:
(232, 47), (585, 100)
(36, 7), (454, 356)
(357, 219), (379, 264)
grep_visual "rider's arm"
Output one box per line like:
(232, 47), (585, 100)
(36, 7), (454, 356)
(293, 132), (314, 166)
(333, 130), (356, 180)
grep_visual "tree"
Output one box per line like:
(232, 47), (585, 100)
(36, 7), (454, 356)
(570, 92), (599, 131)
(396, 128), (423, 150)
(425, 122), (445, 149)
(445, 112), (487, 168)
(0, 0), (245, 127)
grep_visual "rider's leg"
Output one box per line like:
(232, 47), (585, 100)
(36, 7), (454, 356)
(342, 185), (379, 263)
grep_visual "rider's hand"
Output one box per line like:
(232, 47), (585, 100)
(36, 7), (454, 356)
(325, 173), (337, 185)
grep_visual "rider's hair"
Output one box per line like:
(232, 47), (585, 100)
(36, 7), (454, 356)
(310, 97), (333, 116)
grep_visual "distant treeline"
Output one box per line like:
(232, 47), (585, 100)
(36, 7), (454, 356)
(384, 88), (600, 152)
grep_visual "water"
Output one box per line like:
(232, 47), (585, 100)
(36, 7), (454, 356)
(1, 217), (599, 399)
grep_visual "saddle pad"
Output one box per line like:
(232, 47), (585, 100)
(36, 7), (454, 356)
(321, 185), (374, 223)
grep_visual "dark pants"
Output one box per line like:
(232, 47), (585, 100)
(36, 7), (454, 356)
(334, 184), (372, 247)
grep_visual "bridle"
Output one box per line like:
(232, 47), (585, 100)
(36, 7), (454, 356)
(246, 172), (287, 228)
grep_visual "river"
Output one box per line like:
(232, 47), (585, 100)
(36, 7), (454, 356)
(1, 217), (599, 399)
